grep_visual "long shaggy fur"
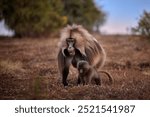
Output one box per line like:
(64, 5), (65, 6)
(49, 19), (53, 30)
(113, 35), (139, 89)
(58, 24), (106, 69)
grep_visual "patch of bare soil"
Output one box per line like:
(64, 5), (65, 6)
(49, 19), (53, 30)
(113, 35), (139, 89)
(0, 35), (150, 99)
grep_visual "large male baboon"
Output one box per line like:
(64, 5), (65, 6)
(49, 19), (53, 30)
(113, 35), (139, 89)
(57, 24), (106, 86)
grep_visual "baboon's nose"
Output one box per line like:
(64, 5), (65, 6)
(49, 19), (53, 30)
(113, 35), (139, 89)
(68, 46), (73, 50)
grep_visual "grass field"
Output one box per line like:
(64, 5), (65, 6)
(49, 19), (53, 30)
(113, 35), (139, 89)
(0, 35), (150, 99)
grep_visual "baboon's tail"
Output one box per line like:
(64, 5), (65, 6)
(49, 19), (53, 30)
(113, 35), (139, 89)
(98, 70), (113, 84)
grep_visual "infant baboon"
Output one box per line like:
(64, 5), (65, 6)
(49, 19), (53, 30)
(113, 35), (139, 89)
(77, 60), (113, 85)
(77, 60), (101, 85)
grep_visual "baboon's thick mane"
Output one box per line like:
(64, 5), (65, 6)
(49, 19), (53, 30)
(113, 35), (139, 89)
(58, 24), (106, 69)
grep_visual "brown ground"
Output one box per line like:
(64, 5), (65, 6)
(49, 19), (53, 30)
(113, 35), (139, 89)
(0, 35), (150, 99)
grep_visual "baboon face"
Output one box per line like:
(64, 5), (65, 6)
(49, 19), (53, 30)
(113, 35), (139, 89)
(66, 38), (76, 56)
(77, 61), (90, 75)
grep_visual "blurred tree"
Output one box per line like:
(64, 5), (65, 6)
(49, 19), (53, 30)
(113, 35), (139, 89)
(0, 0), (66, 37)
(132, 11), (150, 38)
(0, 1), (3, 20)
(0, 0), (105, 37)
(62, 0), (106, 31)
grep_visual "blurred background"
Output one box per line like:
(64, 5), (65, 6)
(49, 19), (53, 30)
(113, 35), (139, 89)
(0, 0), (150, 100)
(0, 0), (106, 37)
(0, 0), (150, 37)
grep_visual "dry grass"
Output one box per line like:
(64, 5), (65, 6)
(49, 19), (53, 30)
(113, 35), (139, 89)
(0, 35), (150, 99)
(0, 60), (24, 75)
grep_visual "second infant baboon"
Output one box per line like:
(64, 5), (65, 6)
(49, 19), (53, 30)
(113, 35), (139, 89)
(77, 60), (101, 85)
(77, 60), (113, 85)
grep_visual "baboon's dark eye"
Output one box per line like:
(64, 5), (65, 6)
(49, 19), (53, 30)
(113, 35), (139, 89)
(70, 38), (75, 42)
(66, 38), (75, 42)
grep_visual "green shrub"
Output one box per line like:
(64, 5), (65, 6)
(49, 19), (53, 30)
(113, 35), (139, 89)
(132, 11), (150, 38)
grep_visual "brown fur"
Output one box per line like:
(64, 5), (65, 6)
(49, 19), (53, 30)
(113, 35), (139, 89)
(57, 24), (106, 86)
(77, 61), (113, 85)
(77, 60), (101, 85)
(98, 70), (113, 84)
(58, 24), (106, 67)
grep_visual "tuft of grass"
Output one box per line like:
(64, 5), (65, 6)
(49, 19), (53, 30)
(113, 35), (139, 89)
(0, 60), (23, 75)
(33, 76), (42, 99)
(32, 76), (52, 99)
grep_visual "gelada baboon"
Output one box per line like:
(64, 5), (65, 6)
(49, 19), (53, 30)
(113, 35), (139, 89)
(77, 60), (101, 85)
(77, 60), (113, 85)
(57, 24), (106, 86)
